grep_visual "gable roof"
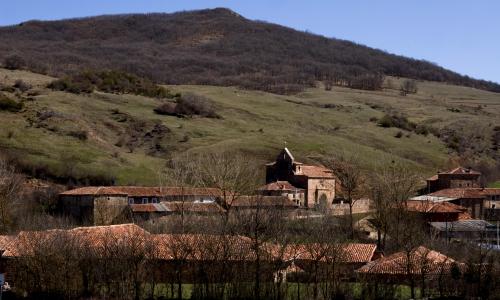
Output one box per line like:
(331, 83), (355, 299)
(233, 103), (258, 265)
(405, 200), (468, 214)
(258, 181), (304, 192)
(429, 220), (493, 232)
(440, 167), (481, 175)
(0, 235), (15, 252)
(3, 224), (149, 258)
(429, 188), (486, 199)
(60, 186), (222, 197)
(299, 165), (335, 178)
(270, 243), (377, 263)
(356, 246), (461, 275)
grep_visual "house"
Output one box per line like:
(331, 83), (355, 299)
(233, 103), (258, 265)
(269, 243), (378, 281)
(405, 200), (471, 222)
(427, 188), (500, 219)
(59, 186), (222, 225)
(356, 246), (463, 283)
(265, 148), (336, 209)
(426, 167), (481, 193)
(428, 219), (497, 242)
(130, 201), (226, 221)
(257, 181), (305, 206)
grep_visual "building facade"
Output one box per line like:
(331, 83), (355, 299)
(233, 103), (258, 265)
(426, 167), (481, 193)
(265, 148), (335, 209)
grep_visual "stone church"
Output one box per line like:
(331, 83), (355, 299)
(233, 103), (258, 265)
(264, 148), (336, 209)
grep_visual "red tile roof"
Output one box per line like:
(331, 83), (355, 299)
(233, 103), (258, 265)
(429, 188), (487, 199)
(356, 246), (462, 275)
(3, 224), (149, 258)
(0, 235), (15, 251)
(60, 186), (222, 197)
(299, 165), (335, 178)
(426, 175), (439, 181)
(406, 201), (468, 214)
(270, 243), (377, 264)
(258, 181), (304, 192)
(440, 167), (481, 175)
(148, 234), (256, 261)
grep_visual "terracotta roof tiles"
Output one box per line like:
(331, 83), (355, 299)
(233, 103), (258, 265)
(356, 246), (462, 275)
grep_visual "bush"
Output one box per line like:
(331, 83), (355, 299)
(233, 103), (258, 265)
(3, 54), (25, 70)
(0, 94), (23, 112)
(14, 79), (31, 92)
(67, 130), (88, 141)
(48, 70), (173, 98)
(154, 93), (220, 118)
(377, 115), (394, 128)
(175, 93), (219, 118)
(394, 131), (403, 138)
(400, 79), (418, 96)
(154, 102), (177, 116)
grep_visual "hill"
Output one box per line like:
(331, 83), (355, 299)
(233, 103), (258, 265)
(0, 68), (499, 186)
(0, 8), (499, 94)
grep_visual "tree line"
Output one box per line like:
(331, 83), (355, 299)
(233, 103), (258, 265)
(0, 152), (499, 299)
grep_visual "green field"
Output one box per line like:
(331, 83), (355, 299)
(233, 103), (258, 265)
(1, 68), (499, 185)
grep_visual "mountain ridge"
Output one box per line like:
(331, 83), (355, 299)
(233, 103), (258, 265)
(1, 8), (499, 94)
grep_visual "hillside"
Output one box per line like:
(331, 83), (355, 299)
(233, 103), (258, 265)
(0, 8), (499, 94)
(1, 68), (499, 185)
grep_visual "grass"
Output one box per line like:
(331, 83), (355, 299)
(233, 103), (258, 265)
(0, 68), (499, 185)
(489, 181), (500, 188)
(139, 282), (418, 300)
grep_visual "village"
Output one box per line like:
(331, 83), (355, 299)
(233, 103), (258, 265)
(0, 148), (499, 299)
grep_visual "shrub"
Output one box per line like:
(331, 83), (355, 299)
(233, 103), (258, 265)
(377, 115), (394, 128)
(415, 125), (429, 136)
(400, 79), (418, 96)
(0, 94), (23, 112)
(67, 130), (88, 141)
(394, 131), (403, 138)
(13, 79), (31, 92)
(154, 93), (220, 118)
(175, 93), (220, 118)
(154, 102), (177, 116)
(48, 70), (174, 98)
(3, 54), (25, 70)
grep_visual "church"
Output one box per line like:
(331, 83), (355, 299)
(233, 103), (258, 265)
(262, 148), (336, 210)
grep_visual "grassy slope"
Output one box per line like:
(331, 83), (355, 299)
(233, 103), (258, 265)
(0, 69), (499, 185)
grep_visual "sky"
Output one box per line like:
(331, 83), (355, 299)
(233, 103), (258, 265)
(1, 1), (499, 83)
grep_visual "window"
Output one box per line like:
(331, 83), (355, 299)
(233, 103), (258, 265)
(142, 198), (148, 204)
(152, 198), (158, 204)
(128, 198), (134, 204)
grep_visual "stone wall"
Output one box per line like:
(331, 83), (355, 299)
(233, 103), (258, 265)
(330, 198), (373, 216)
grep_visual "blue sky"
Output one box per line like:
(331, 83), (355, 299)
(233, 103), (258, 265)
(1, 1), (499, 83)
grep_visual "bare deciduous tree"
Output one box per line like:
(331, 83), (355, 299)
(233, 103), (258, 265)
(325, 154), (365, 239)
(0, 158), (23, 233)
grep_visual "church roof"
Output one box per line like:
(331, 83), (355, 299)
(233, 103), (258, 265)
(300, 165), (335, 178)
(258, 181), (304, 192)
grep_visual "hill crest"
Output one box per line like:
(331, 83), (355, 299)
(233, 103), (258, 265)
(1, 8), (499, 94)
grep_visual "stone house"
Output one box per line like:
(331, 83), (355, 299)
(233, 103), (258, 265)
(59, 186), (222, 225)
(265, 148), (335, 209)
(426, 167), (481, 193)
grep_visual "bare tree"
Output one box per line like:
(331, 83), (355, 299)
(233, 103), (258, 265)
(325, 154), (365, 239)
(190, 151), (260, 223)
(400, 79), (418, 96)
(369, 161), (421, 251)
(0, 158), (23, 233)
